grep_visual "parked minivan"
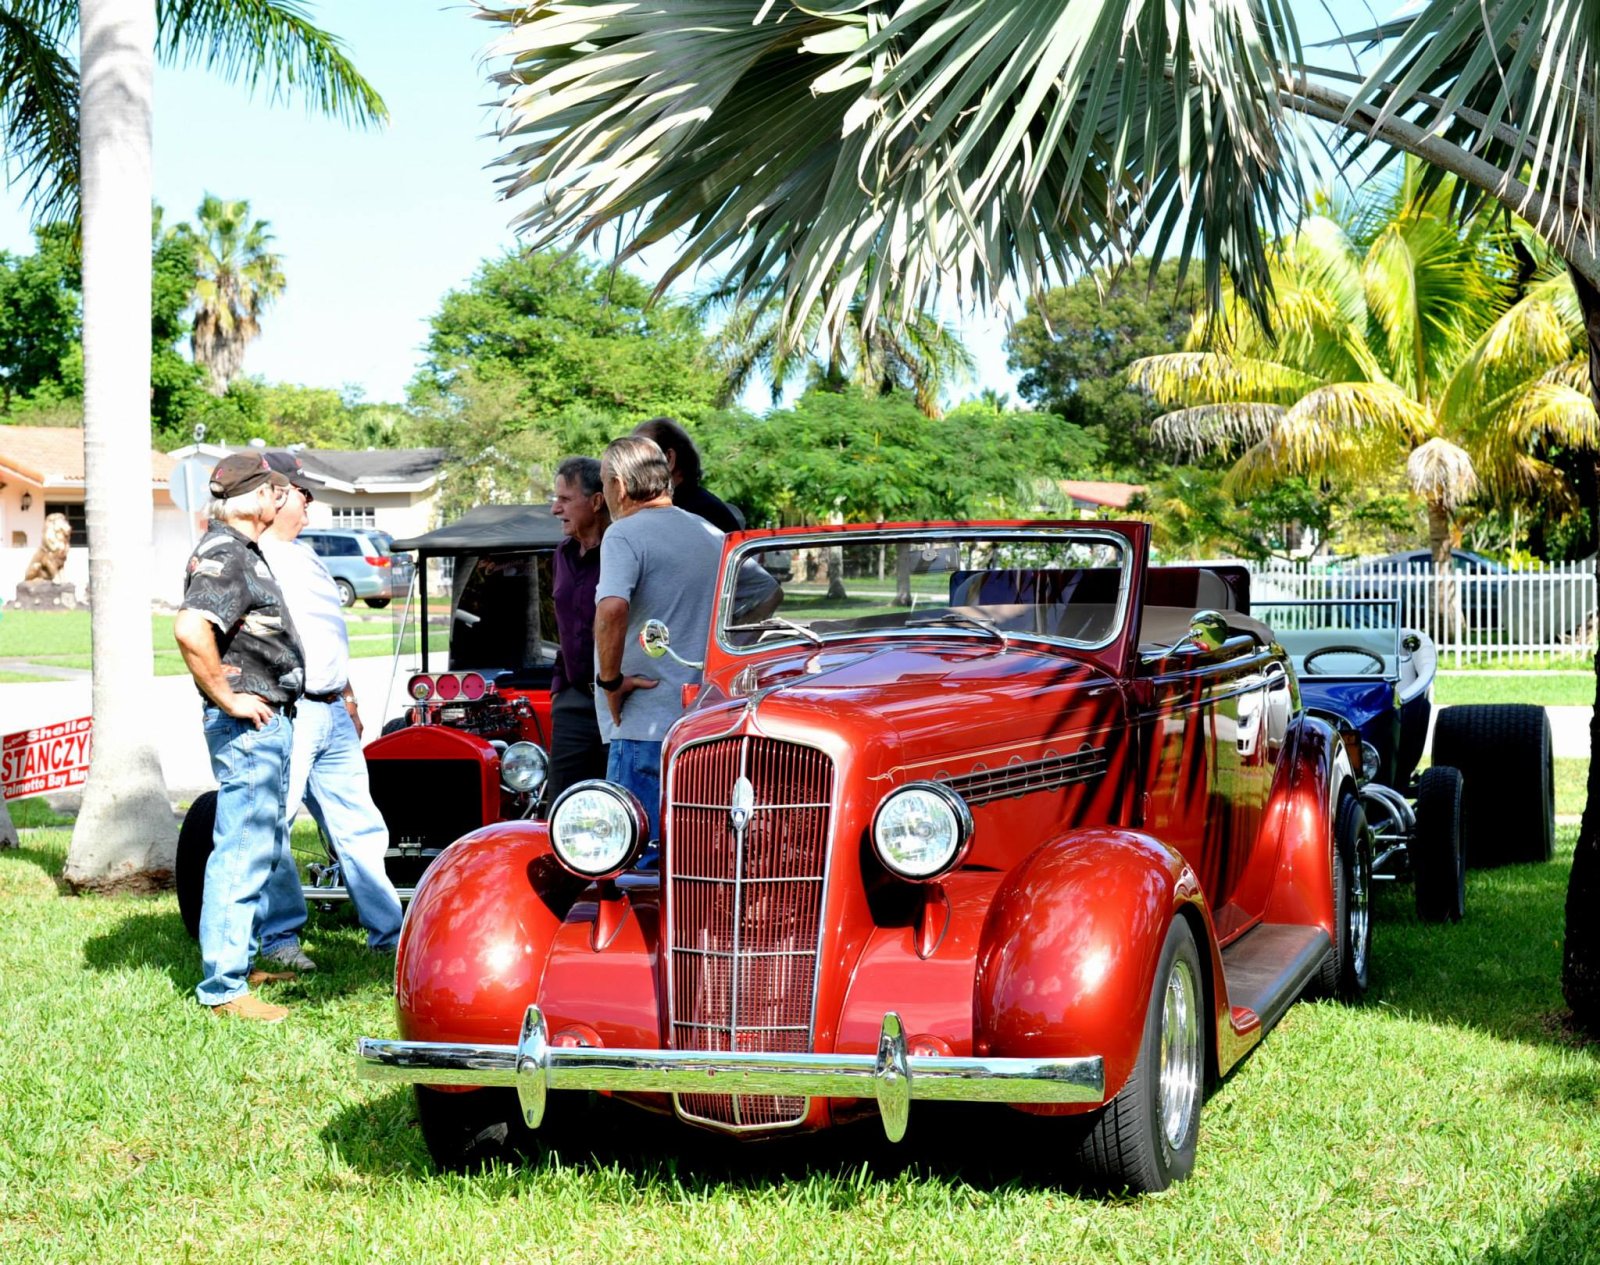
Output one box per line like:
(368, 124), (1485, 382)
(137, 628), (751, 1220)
(298, 527), (414, 607)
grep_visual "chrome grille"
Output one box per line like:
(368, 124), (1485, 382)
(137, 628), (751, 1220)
(667, 736), (833, 1130)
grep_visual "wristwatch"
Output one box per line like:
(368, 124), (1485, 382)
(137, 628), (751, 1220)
(597, 674), (624, 693)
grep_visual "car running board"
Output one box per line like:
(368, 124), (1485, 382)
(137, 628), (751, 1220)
(1220, 923), (1332, 1038)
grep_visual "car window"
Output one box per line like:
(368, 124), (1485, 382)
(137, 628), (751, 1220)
(301, 534), (329, 556)
(325, 535), (362, 557)
(368, 531), (394, 556)
(719, 529), (1129, 651)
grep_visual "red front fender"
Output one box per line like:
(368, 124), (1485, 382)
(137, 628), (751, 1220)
(974, 827), (1206, 1108)
(394, 821), (580, 1048)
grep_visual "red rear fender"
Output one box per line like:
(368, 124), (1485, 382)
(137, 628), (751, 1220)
(975, 827), (1208, 1106)
(394, 821), (581, 1048)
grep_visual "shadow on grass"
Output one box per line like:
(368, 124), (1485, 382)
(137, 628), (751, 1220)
(1477, 1172), (1600, 1264)
(325, 1086), (1100, 1198)
(1366, 841), (1595, 1054)
(83, 908), (395, 1004)
(0, 840), (69, 883)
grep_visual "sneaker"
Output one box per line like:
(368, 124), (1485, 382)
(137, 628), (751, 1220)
(246, 967), (297, 985)
(210, 994), (289, 1023)
(262, 943), (317, 972)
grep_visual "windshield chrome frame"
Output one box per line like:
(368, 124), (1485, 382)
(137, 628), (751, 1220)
(714, 526), (1134, 657)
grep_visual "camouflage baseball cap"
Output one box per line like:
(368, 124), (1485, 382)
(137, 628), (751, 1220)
(208, 452), (289, 498)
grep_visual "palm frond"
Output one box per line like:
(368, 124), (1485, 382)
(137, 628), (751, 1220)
(476, 0), (1310, 346)
(1129, 351), (1318, 408)
(0, 4), (79, 224)
(156, 0), (387, 126)
(1148, 402), (1284, 459)
(1406, 435), (1478, 510)
(1439, 277), (1584, 424)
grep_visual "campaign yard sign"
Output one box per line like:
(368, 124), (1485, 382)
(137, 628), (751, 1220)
(2, 718), (93, 800)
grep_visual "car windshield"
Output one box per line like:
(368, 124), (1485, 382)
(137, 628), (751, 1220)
(717, 528), (1130, 651)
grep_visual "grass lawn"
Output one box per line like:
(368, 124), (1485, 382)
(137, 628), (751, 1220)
(1, 829), (1596, 1263)
(0, 670), (57, 683)
(0, 609), (443, 675)
(1435, 674), (1596, 707)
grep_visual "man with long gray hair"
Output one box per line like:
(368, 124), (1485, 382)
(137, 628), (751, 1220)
(548, 454), (612, 804)
(593, 435), (723, 840)
(173, 453), (306, 1023)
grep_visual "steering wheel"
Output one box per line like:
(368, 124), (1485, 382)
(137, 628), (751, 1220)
(1303, 644), (1385, 676)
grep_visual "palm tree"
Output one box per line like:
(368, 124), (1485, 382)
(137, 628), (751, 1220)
(468, 1), (1599, 1014)
(39, 1), (387, 892)
(708, 288), (975, 418)
(1128, 179), (1594, 631)
(182, 194), (284, 395)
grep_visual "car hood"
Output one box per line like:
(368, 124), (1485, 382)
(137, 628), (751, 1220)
(680, 640), (1125, 760)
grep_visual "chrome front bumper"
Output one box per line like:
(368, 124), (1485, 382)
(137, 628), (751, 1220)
(358, 1007), (1105, 1142)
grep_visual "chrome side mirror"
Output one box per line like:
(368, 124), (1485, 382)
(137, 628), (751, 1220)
(1185, 609), (1229, 653)
(639, 618), (704, 670)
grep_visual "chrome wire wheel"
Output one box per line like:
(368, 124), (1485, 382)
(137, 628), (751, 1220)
(1348, 831), (1372, 980)
(1158, 954), (1202, 1156)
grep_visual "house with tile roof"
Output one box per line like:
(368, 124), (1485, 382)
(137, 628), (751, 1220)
(0, 425), (190, 603)
(166, 441), (450, 543)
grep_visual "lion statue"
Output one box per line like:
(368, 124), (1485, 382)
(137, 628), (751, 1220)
(23, 512), (72, 582)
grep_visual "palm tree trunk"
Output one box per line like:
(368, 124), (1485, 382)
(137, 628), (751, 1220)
(1424, 500), (1460, 643)
(0, 796), (17, 849)
(1565, 267), (1600, 1030)
(65, 0), (178, 892)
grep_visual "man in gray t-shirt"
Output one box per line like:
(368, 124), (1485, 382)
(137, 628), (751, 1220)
(594, 435), (724, 841)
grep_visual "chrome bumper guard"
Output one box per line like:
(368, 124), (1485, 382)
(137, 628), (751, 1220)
(358, 1006), (1104, 1143)
(301, 883), (417, 903)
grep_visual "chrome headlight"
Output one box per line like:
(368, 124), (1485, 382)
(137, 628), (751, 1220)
(548, 781), (647, 879)
(1359, 741), (1381, 784)
(872, 781), (974, 881)
(501, 741), (549, 794)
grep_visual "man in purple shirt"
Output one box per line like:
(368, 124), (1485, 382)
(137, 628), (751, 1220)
(548, 455), (611, 804)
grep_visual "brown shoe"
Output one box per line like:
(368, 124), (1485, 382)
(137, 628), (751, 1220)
(209, 993), (289, 1023)
(247, 967), (297, 985)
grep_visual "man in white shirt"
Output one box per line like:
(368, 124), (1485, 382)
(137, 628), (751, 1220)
(254, 452), (403, 967)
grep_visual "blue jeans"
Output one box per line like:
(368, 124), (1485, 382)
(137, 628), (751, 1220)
(196, 706), (293, 1007)
(260, 699), (403, 952)
(607, 738), (663, 844)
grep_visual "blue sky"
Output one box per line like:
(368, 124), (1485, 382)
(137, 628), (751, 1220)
(0, 5), (1020, 410)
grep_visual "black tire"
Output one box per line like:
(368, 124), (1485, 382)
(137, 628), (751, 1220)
(1074, 917), (1205, 1193)
(380, 717), (409, 736)
(1316, 790), (1372, 999)
(335, 578), (357, 607)
(1412, 766), (1466, 922)
(415, 1086), (537, 1172)
(176, 790), (218, 940)
(1431, 704), (1554, 867)
(364, 597), (391, 609)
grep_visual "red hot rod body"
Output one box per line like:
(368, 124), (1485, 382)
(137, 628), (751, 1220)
(359, 520), (1368, 1192)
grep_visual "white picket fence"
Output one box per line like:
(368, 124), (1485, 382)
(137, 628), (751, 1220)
(1240, 557), (1598, 664)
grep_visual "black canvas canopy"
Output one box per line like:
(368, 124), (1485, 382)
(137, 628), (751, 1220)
(390, 505), (565, 555)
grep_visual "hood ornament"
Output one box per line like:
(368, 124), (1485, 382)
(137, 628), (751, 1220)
(729, 775), (755, 835)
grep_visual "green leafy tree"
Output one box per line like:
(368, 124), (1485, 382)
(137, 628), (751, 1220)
(1129, 175), (1592, 600)
(174, 193), (284, 395)
(1006, 259), (1199, 474)
(0, 222), (81, 409)
(708, 287), (974, 417)
(413, 249), (721, 477)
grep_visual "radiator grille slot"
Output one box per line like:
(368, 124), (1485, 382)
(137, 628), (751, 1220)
(667, 736), (833, 1130)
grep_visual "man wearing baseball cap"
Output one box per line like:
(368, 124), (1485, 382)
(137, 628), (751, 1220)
(254, 451), (403, 968)
(172, 452), (306, 1022)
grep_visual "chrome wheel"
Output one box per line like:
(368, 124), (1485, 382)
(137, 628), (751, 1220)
(1348, 825), (1372, 981)
(1158, 954), (1202, 1155)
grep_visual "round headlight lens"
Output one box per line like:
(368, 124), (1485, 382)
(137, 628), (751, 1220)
(501, 741), (549, 794)
(549, 781), (647, 879)
(1360, 741), (1381, 783)
(872, 781), (973, 880)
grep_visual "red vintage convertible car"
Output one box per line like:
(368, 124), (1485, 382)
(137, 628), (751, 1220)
(359, 521), (1369, 1192)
